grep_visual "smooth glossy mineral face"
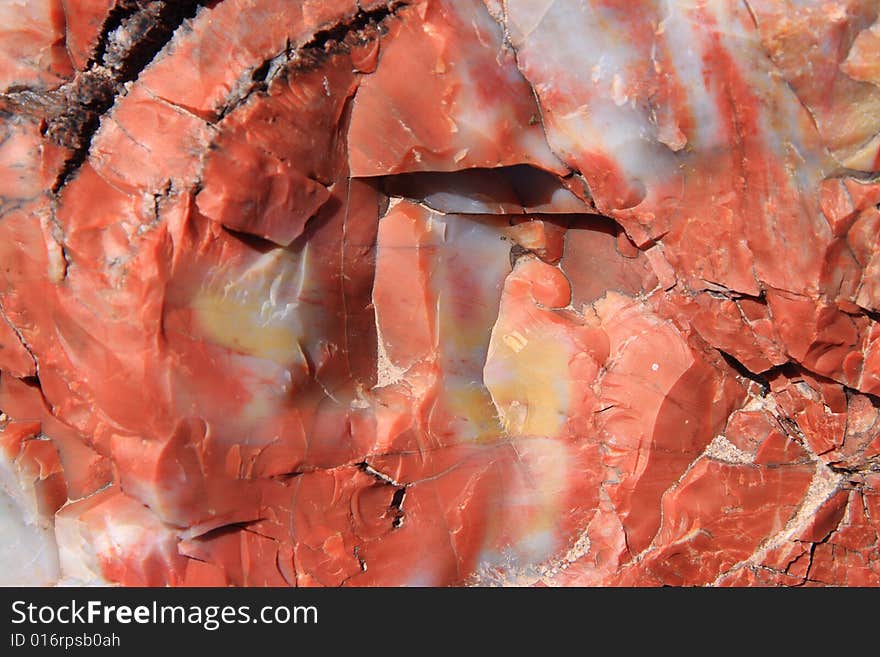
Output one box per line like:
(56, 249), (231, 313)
(1, 0), (879, 587)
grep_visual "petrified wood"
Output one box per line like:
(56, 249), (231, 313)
(1, 0), (878, 586)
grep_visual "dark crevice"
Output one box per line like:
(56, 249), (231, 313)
(250, 59), (273, 84)
(0, 303), (39, 372)
(88, 0), (161, 68)
(355, 460), (398, 484)
(700, 283), (766, 303)
(216, 1), (408, 121)
(826, 460), (880, 476)
(390, 487), (406, 528)
(566, 213), (621, 237)
(785, 362), (880, 410)
(270, 470), (306, 482)
(41, 1), (211, 192)
(782, 549), (808, 576)
(861, 306), (880, 323)
(774, 414), (803, 441)
(791, 513), (848, 586)
(717, 350), (771, 395)
(301, 2), (408, 56)
(215, 48), (289, 121)
(845, 385), (880, 409)
(219, 225), (279, 254)
(102, 2), (207, 81)
(19, 375), (42, 389)
(354, 545), (367, 572)
(378, 164), (589, 214)
(357, 460), (407, 529)
(792, 542), (819, 587)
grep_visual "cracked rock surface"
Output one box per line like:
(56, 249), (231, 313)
(1, 0), (879, 586)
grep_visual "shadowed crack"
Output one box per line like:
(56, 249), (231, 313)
(305, 2), (408, 53)
(357, 460), (407, 529)
(717, 350), (772, 395)
(2, 1), (211, 193)
(216, 1), (410, 121)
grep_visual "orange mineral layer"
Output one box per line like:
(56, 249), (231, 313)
(1, 0), (879, 586)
